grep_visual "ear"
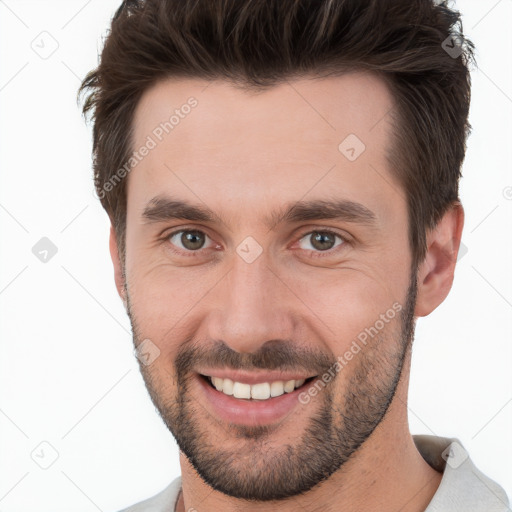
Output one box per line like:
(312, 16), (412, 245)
(109, 224), (127, 308)
(414, 202), (465, 317)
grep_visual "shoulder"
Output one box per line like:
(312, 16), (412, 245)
(116, 476), (182, 512)
(414, 435), (510, 512)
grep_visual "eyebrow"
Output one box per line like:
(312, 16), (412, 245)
(141, 195), (378, 230)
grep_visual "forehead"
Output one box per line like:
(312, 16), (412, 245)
(128, 73), (403, 226)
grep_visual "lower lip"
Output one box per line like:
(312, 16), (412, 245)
(196, 374), (313, 427)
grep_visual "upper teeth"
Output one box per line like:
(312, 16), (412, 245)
(208, 376), (306, 400)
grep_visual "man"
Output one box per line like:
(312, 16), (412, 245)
(79, 0), (510, 510)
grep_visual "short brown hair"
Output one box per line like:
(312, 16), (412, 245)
(78, 0), (475, 270)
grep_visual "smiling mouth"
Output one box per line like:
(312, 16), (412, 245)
(199, 374), (316, 401)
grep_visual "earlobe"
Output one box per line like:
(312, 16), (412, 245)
(414, 202), (465, 317)
(109, 224), (127, 307)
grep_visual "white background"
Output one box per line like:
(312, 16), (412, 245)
(0, 0), (511, 510)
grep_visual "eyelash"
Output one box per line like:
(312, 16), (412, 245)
(162, 227), (350, 259)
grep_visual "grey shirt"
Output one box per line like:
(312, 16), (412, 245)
(117, 435), (510, 511)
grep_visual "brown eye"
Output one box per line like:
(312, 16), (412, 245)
(168, 230), (210, 251)
(298, 230), (344, 252)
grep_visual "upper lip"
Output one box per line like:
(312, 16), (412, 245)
(198, 369), (316, 385)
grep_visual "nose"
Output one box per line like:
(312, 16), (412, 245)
(206, 251), (295, 354)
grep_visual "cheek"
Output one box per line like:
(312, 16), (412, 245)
(285, 266), (406, 353)
(125, 226), (410, 364)
(126, 261), (217, 349)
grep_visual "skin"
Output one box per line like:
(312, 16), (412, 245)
(109, 72), (464, 512)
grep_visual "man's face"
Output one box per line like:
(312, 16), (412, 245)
(122, 73), (415, 500)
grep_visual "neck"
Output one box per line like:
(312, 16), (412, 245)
(175, 352), (442, 512)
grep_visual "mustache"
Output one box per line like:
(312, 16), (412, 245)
(174, 339), (336, 376)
